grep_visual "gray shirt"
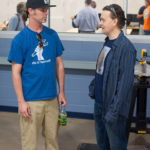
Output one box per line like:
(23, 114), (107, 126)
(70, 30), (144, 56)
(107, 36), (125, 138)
(7, 13), (25, 31)
(73, 6), (100, 32)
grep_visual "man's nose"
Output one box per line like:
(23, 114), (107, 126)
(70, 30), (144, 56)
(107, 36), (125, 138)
(99, 22), (102, 27)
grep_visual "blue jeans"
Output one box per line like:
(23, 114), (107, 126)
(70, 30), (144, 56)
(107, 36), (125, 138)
(144, 30), (150, 35)
(94, 102), (127, 150)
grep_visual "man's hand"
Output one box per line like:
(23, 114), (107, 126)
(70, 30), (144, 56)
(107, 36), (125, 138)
(58, 92), (67, 107)
(71, 16), (75, 20)
(18, 101), (31, 118)
(56, 56), (66, 107)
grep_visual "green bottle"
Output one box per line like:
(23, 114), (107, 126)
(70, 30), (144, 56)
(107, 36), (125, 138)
(58, 105), (67, 126)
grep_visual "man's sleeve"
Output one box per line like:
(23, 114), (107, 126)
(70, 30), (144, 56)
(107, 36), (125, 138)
(72, 21), (77, 28)
(138, 6), (145, 14)
(104, 45), (136, 124)
(96, 13), (100, 28)
(54, 32), (64, 57)
(8, 39), (24, 64)
(73, 13), (81, 27)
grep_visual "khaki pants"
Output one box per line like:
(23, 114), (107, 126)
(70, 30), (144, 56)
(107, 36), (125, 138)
(20, 98), (59, 150)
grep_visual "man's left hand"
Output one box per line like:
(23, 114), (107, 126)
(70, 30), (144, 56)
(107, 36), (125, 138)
(58, 92), (67, 107)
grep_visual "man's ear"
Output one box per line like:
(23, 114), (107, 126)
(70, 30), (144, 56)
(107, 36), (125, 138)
(28, 8), (35, 16)
(28, 8), (32, 13)
(113, 18), (118, 26)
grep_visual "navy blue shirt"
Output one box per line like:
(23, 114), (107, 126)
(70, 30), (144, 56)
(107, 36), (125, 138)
(95, 39), (116, 104)
(138, 6), (146, 25)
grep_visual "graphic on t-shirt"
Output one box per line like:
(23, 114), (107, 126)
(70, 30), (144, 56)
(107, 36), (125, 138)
(96, 46), (111, 74)
(32, 39), (48, 61)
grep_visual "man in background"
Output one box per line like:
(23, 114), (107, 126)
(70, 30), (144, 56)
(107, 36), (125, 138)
(137, 5), (145, 35)
(72, 0), (100, 33)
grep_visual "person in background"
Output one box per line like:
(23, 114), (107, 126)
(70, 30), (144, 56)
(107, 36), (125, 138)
(8, 0), (66, 149)
(94, 4), (136, 150)
(72, 0), (100, 33)
(91, 1), (101, 20)
(7, 2), (27, 31)
(137, 5), (146, 35)
(143, 0), (150, 35)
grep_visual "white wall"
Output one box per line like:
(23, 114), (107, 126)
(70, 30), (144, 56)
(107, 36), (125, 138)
(128, 0), (144, 14)
(0, 0), (145, 32)
(50, 0), (124, 32)
(0, 0), (26, 23)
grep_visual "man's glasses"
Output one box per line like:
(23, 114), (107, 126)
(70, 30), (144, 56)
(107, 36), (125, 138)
(106, 6), (117, 18)
(36, 33), (44, 48)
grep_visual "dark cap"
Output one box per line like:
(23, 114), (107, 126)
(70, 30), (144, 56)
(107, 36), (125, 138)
(26, 0), (50, 9)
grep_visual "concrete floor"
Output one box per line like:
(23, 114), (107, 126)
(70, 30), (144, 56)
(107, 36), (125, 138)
(0, 112), (150, 150)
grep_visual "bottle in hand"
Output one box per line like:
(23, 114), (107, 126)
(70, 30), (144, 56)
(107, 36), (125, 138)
(58, 104), (67, 126)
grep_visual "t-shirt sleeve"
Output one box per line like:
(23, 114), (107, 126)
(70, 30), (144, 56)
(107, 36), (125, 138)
(139, 6), (145, 14)
(8, 38), (24, 64)
(54, 32), (64, 57)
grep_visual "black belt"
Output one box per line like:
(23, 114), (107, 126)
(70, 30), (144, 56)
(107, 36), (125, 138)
(79, 30), (95, 33)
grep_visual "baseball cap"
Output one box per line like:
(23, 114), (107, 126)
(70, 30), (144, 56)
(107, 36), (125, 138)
(26, 0), (50, 9)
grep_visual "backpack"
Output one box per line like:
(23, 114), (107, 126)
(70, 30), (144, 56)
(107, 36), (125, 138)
(15, 14), (20, 31)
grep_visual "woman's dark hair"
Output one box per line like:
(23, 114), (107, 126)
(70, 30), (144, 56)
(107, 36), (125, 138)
(17, 2), (26, 14)
(22, 10), (29, 22)
(103, 4), (126, 29)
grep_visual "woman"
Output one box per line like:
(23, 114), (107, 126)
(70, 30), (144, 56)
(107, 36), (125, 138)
(94, 4), (136, 150)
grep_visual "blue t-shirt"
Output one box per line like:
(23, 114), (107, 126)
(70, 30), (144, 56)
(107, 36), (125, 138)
(8, 26), (64, 101)
(95, 39), (115, 104)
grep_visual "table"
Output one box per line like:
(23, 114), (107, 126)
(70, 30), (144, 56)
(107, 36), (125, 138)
(126, 64), (150, 140)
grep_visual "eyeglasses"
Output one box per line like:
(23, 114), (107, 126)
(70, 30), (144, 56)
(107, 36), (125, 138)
(36, 33), (44, 48)
(106, 6), (117, 18)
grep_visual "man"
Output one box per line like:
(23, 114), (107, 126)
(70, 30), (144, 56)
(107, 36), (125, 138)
(72, 0), (100, 33)
(137, 5), (146, 35)
(7, 2), (27, 31)
(143, 0), (150, 35)
(8, 0), (66, 150)
(94, 4), (136, 150)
